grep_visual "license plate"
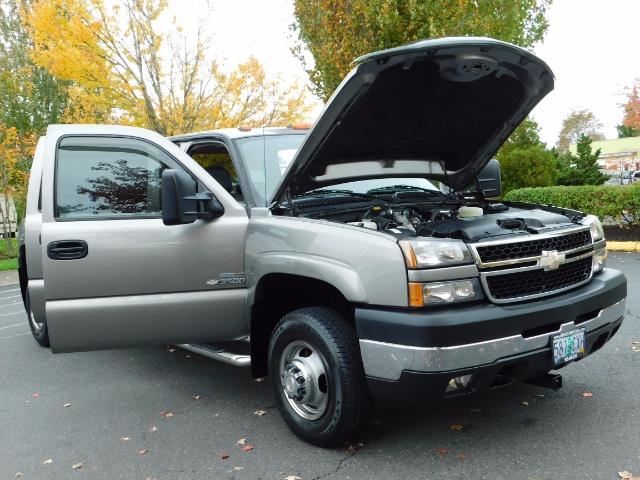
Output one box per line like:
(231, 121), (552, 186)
(552, 328), (586, 366)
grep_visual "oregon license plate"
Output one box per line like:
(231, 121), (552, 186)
(552, 328), (586, 366)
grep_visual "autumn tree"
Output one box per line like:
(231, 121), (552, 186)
(556, 108), (605, 152)
(0, 0), (68, 236)
(26, 0), (312, 135)
(291, 0), (552, 100)
(620, 83), (640, 135)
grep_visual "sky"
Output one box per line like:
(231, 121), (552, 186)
(166, 0), (640, 147)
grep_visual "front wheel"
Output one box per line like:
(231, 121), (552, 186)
(268, 307), (371, 447)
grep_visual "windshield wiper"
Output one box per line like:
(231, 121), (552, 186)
(366, 185), (442, 194)
(301, 188), (375, 199)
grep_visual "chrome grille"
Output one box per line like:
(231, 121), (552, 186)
(485, 256), (592, 300)
(475, 230), (591, 263)
(470, 226), (595, 304)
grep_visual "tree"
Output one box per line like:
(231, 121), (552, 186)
(26, 0), (312, 135)
(496, 118), (556, 193)
(616, 124), (639, 138)
(556, 134), (608, 186)
(291, 0), (552, 100)
(556, 108), (605, 152)
(0, 124), (34, 255)
(621, 83), (640, 134)
(0, 0), (68, 235)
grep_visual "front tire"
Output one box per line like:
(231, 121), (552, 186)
(268, 307), (371, 447)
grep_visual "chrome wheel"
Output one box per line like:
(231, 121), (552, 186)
(28, 308), (43, 333)
(279, 340), (329, 421)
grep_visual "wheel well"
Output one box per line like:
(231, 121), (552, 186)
(18, 245), (27, 304)
(250, 274), (353, 378)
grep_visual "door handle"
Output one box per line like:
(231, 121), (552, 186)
(47, 240), (88, 260)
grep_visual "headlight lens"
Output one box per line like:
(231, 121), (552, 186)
(409, 279), (482, 307)
(399, 240), (473, 268)
(581, 215), (604, 241)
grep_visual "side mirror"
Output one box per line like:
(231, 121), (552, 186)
(477, 159), (502, 198)
(161, 169), (224, 225)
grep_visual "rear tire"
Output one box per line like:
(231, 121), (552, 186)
(268, 307), (371, 447)
(25, 289), (49, 347)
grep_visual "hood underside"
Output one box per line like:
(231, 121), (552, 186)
(271, 37), (554, 203)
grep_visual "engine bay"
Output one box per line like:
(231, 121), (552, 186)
(290, 192), (583, 244)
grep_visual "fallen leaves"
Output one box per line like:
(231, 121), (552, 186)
(456, 453), (467, 461)
(450, 424), (464, 432)
(254, 409), (267, 416)
(619, 471), (640, 480)
(43, 458), (53, 464)
(236, 438), (247, 446)
(160, 410), (174, 418)
(72, 462), (83, 469)
(63, 403), (72, 408)
(242, 445), (254, 452)
(581, 392), (593, 398)
(219, 452), (229, 460)
(138, 449), (149, 455)
(436, 447), (449, 457)
(120, 437), (130, 442)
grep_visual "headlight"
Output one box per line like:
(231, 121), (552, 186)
(581, 215), (604, 241)
(399, 240), (473, 268)
(408, 279), (483, 307)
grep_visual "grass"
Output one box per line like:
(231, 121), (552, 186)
(0, 238), (19, 271)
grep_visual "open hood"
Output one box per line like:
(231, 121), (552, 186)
(270, 37), (554, 203)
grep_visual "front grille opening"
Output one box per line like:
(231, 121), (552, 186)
(589, 332), (609, 354)
(476, 229), (592, 263)
(523, 323), (561, 338)
(575, 309), (601, 325)
(486, 256), (592, 300)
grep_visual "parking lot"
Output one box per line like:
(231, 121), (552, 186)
(1, 253), (639, 480)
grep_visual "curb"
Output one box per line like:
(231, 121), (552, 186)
(607, 241), (640, 252)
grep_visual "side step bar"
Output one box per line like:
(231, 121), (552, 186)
(177, 343), (251, 367)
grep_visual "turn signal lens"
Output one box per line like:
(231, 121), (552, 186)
(408, 283), (424, 307)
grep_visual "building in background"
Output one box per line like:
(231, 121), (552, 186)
(570, 137), (640, 178)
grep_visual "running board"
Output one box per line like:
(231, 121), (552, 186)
(177, 343), (251, 367)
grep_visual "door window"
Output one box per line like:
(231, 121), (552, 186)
(55, 136), (180, 219)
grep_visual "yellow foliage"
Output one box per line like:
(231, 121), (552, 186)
(25, 0), (312, 135)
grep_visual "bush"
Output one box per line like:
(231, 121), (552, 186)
(504, 184), (640, 225)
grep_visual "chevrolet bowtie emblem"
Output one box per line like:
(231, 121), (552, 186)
(539, 250), (566, 271)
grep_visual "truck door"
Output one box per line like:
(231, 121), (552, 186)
(40, 125), (249, 353)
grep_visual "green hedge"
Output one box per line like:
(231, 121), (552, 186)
(503, 184), (640, 225)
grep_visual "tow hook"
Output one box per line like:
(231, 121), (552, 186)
(524, 373), (563, 391)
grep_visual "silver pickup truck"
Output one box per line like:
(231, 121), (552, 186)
(18, 37), (627, 447)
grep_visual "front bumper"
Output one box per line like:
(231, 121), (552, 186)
(356, 268), (627, 397)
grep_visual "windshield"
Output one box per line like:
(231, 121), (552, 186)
(235, 133), (439, 204)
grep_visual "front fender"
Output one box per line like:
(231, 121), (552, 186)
(246, 215), (409, 309)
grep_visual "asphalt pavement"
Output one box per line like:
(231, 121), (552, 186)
(1, 254), (639, 480)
